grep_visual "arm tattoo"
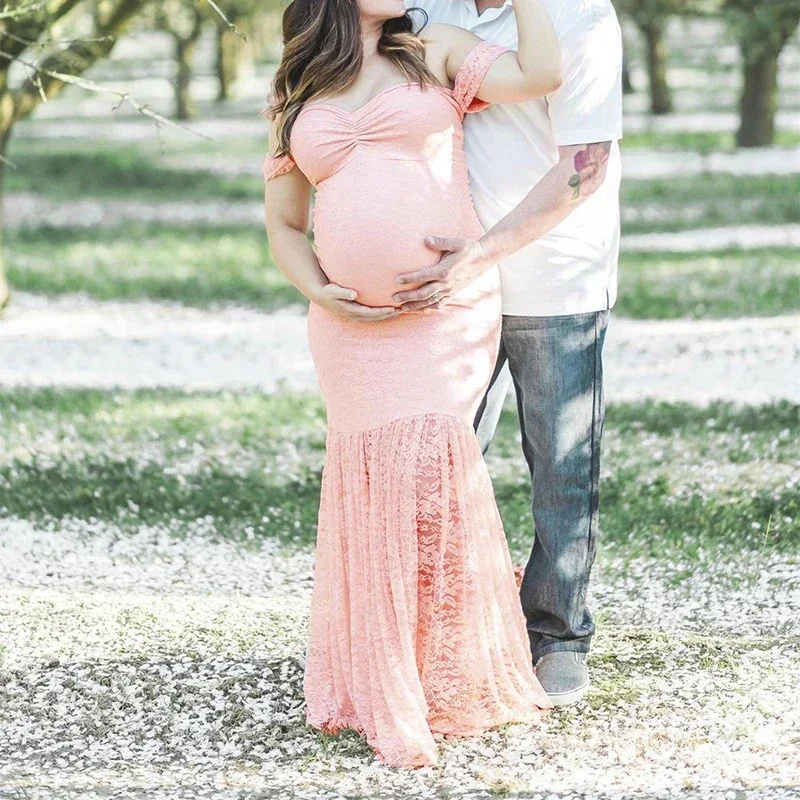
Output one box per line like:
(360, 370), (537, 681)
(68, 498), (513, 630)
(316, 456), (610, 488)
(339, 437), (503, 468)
(567, 141), (612, 200)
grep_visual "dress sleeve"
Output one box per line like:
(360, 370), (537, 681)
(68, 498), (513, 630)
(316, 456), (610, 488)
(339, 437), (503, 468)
(452, 40), (510, 115)
(262, 152), (297, 182)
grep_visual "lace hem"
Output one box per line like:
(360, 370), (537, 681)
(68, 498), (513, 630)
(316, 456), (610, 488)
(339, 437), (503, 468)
(453, 40), (510, 115)
(303, 413), (553, 768)
(261, 152), (296, 182)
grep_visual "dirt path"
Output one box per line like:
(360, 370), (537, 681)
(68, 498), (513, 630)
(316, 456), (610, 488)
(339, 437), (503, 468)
(1, 293), (797, 403)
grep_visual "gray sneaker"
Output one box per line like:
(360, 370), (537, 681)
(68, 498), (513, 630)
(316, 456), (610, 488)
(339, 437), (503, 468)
(534, 651), (589, 707)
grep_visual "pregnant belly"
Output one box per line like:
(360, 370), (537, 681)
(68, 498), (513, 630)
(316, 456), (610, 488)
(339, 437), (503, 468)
(313, 163), (484, 307)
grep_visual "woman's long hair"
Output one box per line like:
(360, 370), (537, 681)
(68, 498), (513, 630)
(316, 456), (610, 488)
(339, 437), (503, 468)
(267, 0), (437, 155)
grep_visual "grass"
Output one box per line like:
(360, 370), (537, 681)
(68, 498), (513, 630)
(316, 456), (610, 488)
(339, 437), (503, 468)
(5, 140), (262, 201)
(5, 137), (800, 319)
(7, 225), (799, 319)
(5, 224), (302, 310)
(621, 173), (800, 234)
(1, 388), (797, 560)
(619, 129), (800, 151)
(584, 627), (796, 709)
(7, 138), (800, 236)
(615, 248), (800, 319)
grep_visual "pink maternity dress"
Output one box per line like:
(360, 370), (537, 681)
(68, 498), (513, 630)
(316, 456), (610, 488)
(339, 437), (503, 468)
(263, 41), (553, 767)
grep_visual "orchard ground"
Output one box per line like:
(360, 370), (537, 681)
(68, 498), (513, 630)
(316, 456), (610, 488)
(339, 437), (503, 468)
(1, 16), (799, 800)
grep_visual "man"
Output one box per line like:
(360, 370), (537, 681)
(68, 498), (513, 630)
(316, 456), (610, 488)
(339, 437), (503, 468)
(393, 0), (624, 706)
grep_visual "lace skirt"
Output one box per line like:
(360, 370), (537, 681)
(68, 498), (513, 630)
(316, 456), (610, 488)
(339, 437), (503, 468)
(303, 278), (552, 767)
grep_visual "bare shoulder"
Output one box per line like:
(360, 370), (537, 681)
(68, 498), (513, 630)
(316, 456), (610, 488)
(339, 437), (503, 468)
(419, 23), (473, 82)
(419, 22), (477, 49)
(420, 21), (481, 82)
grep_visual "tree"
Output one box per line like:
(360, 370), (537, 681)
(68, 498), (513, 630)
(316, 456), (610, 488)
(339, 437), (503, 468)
(156, 0), (205, 120)
(621, 55), (635, 95)
(0, 0), (151, 311)
(723, 0), (800, 147)
(213, 0), (256, 102)
(616, 0), (691, 114)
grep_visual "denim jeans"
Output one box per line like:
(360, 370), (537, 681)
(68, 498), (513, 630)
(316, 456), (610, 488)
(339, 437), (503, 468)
(474, 310), (609, 663)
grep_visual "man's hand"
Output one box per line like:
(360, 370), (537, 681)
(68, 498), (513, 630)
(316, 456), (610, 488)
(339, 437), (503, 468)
(392, 236), (492, 311)
(313, 283), (400, 322)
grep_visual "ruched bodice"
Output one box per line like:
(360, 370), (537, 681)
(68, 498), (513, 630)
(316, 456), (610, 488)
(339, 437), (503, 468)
(263, 42), (509, 307)
(290, 84), (465, 186)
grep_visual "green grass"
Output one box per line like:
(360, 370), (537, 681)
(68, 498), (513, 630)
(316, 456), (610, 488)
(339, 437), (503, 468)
(5, 140), (262, 201)
(7, 138), (800, 237)
(615, 248), (800, 319)
(5, 224), (303, 310)
(620, 173), (800, 234)
(620, 129), (800, 151)
(1, 389), (797, 560)
(584, 628), (795, 709)
(0, 387), (326, 456)
(8, 225), (799, 319)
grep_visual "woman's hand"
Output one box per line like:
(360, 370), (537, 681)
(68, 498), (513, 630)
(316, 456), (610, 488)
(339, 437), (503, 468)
(312, 283), (401, 322)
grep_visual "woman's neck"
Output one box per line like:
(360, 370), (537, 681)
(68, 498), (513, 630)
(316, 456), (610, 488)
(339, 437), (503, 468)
(361, 19), (383, 60)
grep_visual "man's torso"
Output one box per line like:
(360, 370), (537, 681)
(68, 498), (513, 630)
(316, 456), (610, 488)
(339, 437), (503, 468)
(412, 0), (623, 316)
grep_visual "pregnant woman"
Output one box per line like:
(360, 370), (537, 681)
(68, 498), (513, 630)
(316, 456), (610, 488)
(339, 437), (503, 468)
(264, 0), (561, 767)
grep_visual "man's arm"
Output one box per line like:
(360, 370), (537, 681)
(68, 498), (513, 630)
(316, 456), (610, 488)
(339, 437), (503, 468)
(393, 2), (623, 309)
(480, 140), (612, 260)
(392, 141), (612, 310)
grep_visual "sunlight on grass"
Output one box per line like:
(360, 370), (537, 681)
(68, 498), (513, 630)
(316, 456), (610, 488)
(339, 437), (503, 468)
(8, 225), (799, 319)
(5, 140), (262, 201)
(6, 224), (303, 310)
(620, 129), (800, 151)
(621, 173), (800, 234)
(616, 249), (800, 319)
(1, 388), (797, 558)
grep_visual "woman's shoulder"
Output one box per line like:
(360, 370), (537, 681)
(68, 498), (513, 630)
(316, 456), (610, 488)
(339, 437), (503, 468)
(419, 22), (475, 48)
(419, 22), (481, 83)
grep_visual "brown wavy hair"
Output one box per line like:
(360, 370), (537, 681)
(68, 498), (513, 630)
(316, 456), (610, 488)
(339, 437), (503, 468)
(267, 0), (437, 156)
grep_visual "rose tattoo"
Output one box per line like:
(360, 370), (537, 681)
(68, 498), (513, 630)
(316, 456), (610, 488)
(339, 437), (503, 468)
(567, 141), (612, 199)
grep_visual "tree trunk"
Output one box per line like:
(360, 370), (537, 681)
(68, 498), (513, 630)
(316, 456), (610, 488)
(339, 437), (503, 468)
(622, 55), (634, 95)
(175, 35), (198, 120)
(0, 155), (9, 314)
(0, 90), (11, 312)
(216, 25), (237, 102)
(736, 47), (779, 147)
(0, 227), (7, 313)
(641, 22), (673, 115)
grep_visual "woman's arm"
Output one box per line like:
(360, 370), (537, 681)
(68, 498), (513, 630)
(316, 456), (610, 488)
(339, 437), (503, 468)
(423, 0), (561, 102)
(264, 124), (400, 322)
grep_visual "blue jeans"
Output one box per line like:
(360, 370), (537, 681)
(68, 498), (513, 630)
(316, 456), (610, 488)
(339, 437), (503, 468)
(474, 310), (609, 663)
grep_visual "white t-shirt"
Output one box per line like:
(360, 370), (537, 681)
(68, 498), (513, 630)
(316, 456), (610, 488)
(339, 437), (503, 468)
(413, 0), (624, 316)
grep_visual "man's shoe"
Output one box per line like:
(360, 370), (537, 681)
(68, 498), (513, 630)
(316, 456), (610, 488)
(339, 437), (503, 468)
(534, 651), (589, 707)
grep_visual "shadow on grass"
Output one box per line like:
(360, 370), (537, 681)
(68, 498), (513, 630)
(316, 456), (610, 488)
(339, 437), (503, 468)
(605, 400), (800, 436)
(620, 129), (800, 151)
(0, 653), (330, 768)
(7, 223), (304, 310)
(3, 456), (797, 557)
(0, 458), (322, 548)
(2, 389), (798, 558)
(616, 249), (800, 320)
(496, 472), (799, 562)
(5, 146), (261, 201)
(621, 173), (800, 234)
